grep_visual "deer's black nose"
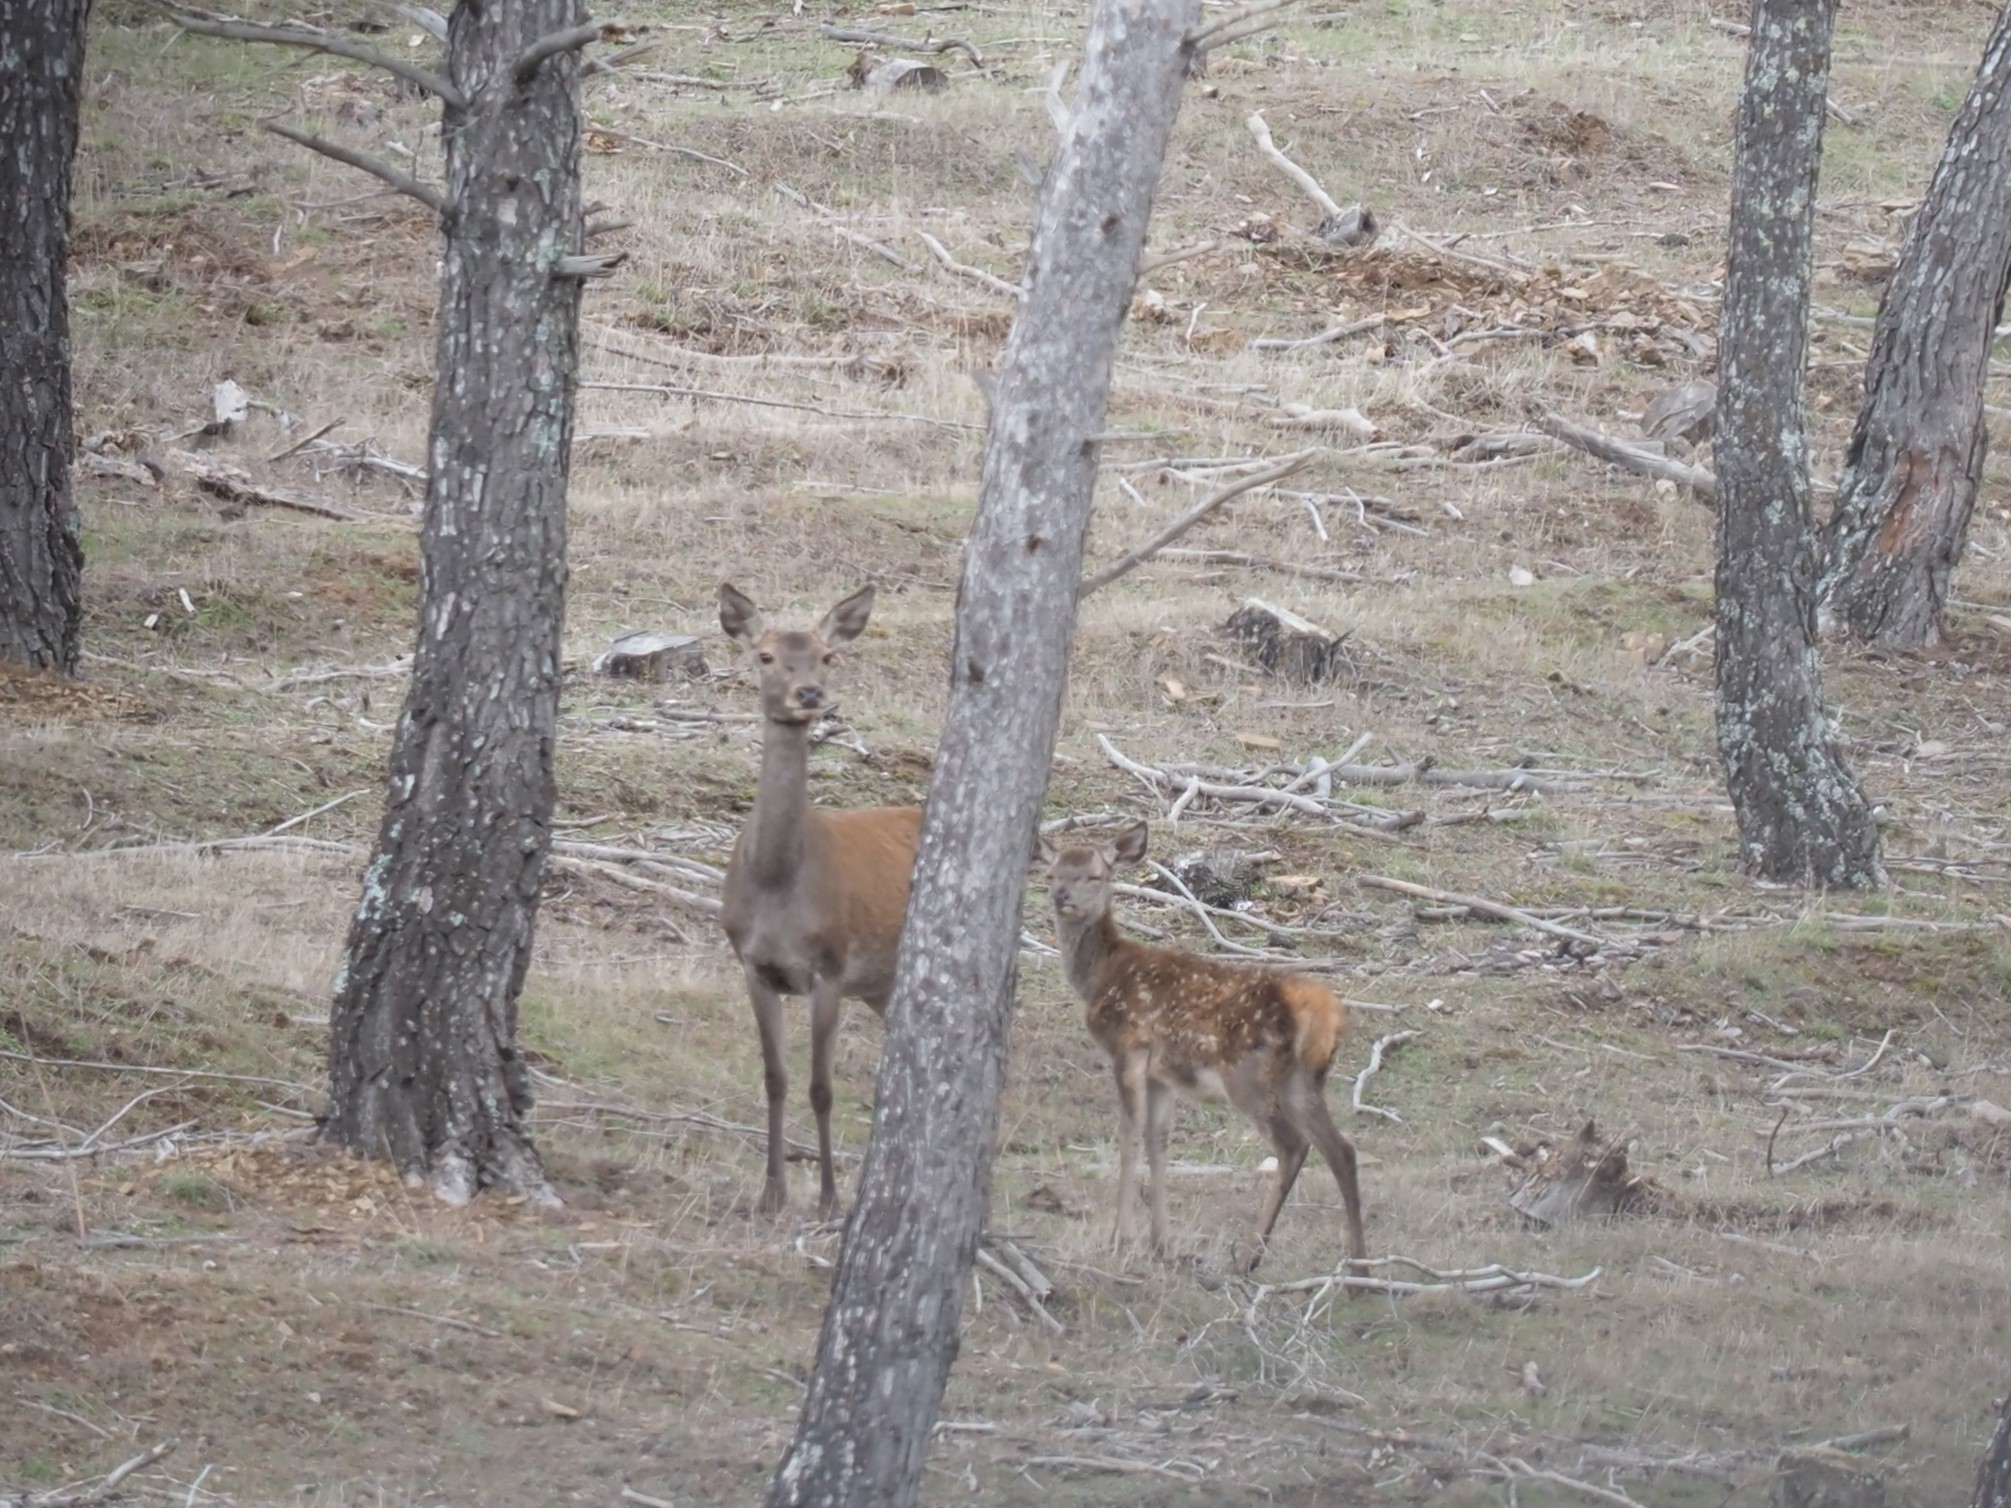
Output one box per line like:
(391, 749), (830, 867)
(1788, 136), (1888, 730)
(795, 686), (823, 709)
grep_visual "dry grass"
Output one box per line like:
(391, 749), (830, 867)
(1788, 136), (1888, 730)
(6, 0), (2011, 1502)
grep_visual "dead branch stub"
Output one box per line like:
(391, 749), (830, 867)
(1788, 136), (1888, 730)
(1506, 1121), (1669, 1226)
(1227, 597), (1348, 683)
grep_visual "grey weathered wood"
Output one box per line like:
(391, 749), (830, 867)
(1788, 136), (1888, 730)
(1820, 3), (2011, 648)
(325, 0), (591, 1205)
(0, 0), (88, 675)
(593, 631), (705, 682)
(1712, 0), (1883, 891)
(765, 1), (1202, 1503)
(1977, 1383), (2011, 1508)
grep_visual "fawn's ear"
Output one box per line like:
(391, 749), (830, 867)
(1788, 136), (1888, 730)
(1031, 831), (1059, 869)
(719, 583), (763, 648)
(818, 585), (876, 647)
(1110, 820), (1151, 867)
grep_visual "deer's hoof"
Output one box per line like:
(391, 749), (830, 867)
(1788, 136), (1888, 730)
(759, 1183), (789, 1216)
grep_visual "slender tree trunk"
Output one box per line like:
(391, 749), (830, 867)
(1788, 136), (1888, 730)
(0, 0), (89, 676)
(326, 0), (588, 1205)
(1978, 1387), (2011, 1508)
(1713, 0), (1883, 890)
(766, 2), (1201, 1502)
(1819, 2), (2011, 648)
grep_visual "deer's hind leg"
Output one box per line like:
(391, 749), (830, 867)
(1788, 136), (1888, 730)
(1227, 1068), (1308, 1275)
(1293, 1071), (1367, 1265)
(1144, 1077), (1175, 1254)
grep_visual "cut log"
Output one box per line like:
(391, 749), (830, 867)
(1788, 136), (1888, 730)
(1507, 1120), (1664, 1225)
(592, 631), (706, 682)
(1225, 596), (1348, 683)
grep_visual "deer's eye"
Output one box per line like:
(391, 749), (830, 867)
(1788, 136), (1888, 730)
(757, 651), (775, 665)
(822, 652), (838, 666)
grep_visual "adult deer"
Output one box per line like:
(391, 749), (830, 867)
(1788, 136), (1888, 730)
(1035, 820), (1368, 1273)
(718, 582), (922, 1217)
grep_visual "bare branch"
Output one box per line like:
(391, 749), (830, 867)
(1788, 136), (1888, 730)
(1352, 1030), (1415, 1122)
(1356, 873), (1610, 949)
(1247, 110), (1345, 220)
(1189, 0), (1298, 48)
(583, 37), (664, 77)
(514, 22), (607, 87)
(917, 230), (1021, 298)
(1536, 409), (1718, 501)
(263, 120), (446, 216)
(1080, 449), (1316, 596)
(555, 251), (628, 279)
(381, 4), (448, 42)
(1137, 239), (1216, 278)
(820, 24), (982, 63)
(166, 10), (463, 107)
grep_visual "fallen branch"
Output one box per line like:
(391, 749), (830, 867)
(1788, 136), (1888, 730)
(1081, 449), (1317, 595)
(1356, 874), (1610, 949)
(2, 1438), (178, 1508)
(582, 380), (979, 432)
(1252, 313), (1385, 353)
(1155, 548), (1362, 583)
(916, 229), (1020, 298)
(973, 1246), (1064, 1333)
(1537, 409), (1718, 500)
(776, 183), (911, 268)
(1352, 1030), (1414, 1122)
(1246, 109), (1346, 220)
(820, 24), (982, 63)
(1250, 1254), (1602, 1303)
(0, 1050), (312, 1096)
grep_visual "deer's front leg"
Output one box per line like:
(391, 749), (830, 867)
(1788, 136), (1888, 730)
(807, 973), (844, 1219)
(1112, 1053), (1148, 1252)
(744, 965), (791, 1215)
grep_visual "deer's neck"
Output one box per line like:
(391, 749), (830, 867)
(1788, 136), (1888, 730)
(745, 718), (813, 886)
(1056, 909), (1125, 1001)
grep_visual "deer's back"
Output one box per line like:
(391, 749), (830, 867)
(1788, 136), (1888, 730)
(1088, 942), (1347, 1087)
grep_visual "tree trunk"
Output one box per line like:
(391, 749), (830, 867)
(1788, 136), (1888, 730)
(0, 0), (89, 676)
(766, 2), (1201, 1503)
(1819, 3), (2011, 648)
(325, 0), (588, 1205)
(1977, 1386), (2011, 1508)
(1712, 0), (1883, 891)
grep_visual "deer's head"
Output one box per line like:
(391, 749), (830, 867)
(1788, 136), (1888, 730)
(1034, 820), (1150, 922)
(719, 582), (875, 726)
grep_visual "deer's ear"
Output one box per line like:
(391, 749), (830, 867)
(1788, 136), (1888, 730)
(818, 585), (875, 647)
(1031, 831), (1058, 869)
(719, 583), (763, 647)
(1110, 820), (1150, 867)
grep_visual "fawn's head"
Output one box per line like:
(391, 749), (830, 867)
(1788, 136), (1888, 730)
(719, 582), (875, 726)
(1034, 820), (1150, 923)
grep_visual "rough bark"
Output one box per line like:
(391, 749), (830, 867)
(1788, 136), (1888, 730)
(1820, 2), (2011, 648)
(1977, 1385), (2011, 1508)
(324, 0), (588, 1204)
(0, 0), (89, 675)
(1713, 0), (1883, 890)
(765, 1), (1202, 1502)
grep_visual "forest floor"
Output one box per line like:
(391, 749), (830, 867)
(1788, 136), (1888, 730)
(6, 0), (2011, 1503)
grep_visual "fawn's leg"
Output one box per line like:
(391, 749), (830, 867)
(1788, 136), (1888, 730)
(1112, 1054), (1148, 1250)
(744, 965), (792, 1215)
(1145, 1078), (1175, 1254)
(1240, 1109), (1309, 1276)
(1296, 1075), (1368, 1265)
(808, 974), (844, 1219)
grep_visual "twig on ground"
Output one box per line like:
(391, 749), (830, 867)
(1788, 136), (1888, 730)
(1537, 409), (1718, 500)
(1249, 1255), (1603, 1304)
(361, 1302), (504, 1337)
(5, 1437), (178, 1507)
(1352, 1030), (1415, 1122)
(1252, 314), (1386, 353)
(819, 23), (982, 62)
(776, 183), (910, 266)
(974, 1247), (1064, 1332)
(582, 380), (980, 432)
(0, 1050), (312, 1097)
(1082, 450), (1317, 595)
(916, 230), (1021, 297)
(1356, 874), (1610, 949)
(1246, 110), (1347, 220)
(593, 124), (748, 176)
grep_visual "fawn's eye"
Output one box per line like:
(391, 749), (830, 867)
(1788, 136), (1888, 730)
(757, 651), (775, 665)
(822, 652), (838, 666)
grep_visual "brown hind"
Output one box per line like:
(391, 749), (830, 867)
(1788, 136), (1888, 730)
(1035, 820), (1368, 1273)
(718, 583), (921, 1217)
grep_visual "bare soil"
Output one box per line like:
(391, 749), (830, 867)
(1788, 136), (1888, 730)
(6, 2), (2011, 1504)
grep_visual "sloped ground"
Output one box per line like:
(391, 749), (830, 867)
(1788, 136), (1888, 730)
(5, 1), (2011, 1503)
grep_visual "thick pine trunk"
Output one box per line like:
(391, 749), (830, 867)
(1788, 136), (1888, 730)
(0, 0), (89, 676)
(1819, 3), (2011, 648)
(326, 0), (587, 1204)
(765, 2), (1201, 1503)
(1978, 1387), (2011, 1508)
(1712, 0), (1883, 891)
